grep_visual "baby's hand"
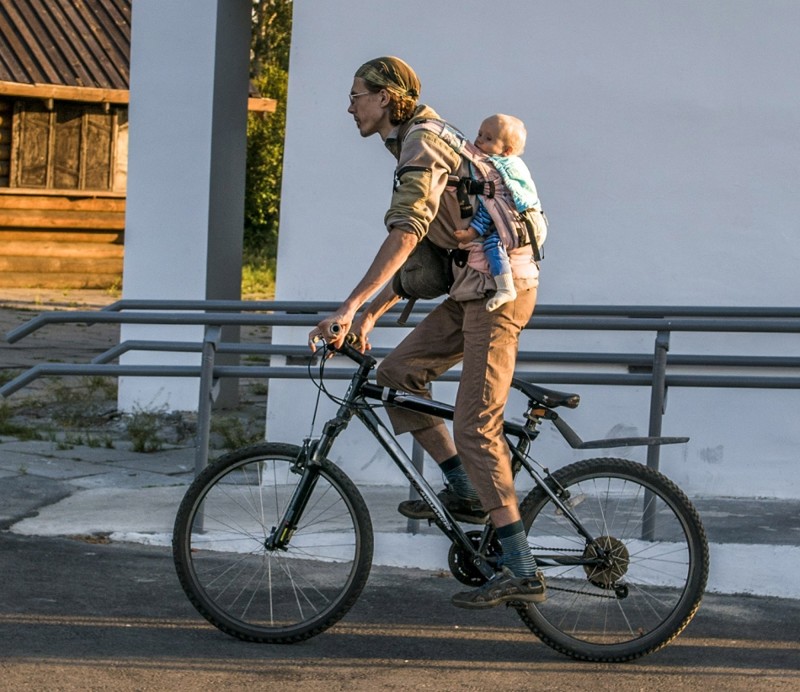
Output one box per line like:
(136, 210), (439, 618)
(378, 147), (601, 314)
(453, 228), (478, 244)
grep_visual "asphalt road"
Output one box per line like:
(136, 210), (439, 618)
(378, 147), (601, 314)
(0, 533), (798, 691)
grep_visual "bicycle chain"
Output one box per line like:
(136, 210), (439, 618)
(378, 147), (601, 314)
(532, 545), (619, 600)
(546, 584), (617, 599)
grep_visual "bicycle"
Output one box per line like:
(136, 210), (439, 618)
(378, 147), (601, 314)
(172, 335), (709, 662)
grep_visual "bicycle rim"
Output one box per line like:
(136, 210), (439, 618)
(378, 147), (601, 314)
(173, 443), (373, 643)
(518, 458), (708, 662)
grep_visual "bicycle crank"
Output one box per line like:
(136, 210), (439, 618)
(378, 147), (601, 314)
(447, 531), (502, 586)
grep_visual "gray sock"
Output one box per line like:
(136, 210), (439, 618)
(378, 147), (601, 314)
(439, 455), (480, 502)
(497, 520), (538, 577)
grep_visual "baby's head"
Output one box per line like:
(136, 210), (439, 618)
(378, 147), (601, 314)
(474, 114), (527, 157)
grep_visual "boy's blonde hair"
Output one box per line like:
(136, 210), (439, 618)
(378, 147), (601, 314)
(491, 114), (527, 156)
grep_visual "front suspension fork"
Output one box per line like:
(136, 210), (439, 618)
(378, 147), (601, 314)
(264, 441), (322, 551)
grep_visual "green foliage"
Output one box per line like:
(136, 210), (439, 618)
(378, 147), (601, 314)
(125, 405), (167, 454)
(0, 402), (40, 440)
(210, 415), (263, 451)
(244, 64), (288, 258)
(48, 376), (118, 428)
(251, 0), (293, 79)
(244, 0), (292, 261)
(241, 251), (276, 298)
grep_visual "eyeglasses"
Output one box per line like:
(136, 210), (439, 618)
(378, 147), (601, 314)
(348, 90), (372, 105)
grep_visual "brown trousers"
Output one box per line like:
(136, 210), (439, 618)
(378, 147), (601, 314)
(376, 285), (537, 512)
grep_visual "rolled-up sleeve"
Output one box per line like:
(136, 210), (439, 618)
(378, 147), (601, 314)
(384, 131), (460, 241)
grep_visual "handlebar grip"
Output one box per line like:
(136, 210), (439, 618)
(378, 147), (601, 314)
(328, 323), (359, 347)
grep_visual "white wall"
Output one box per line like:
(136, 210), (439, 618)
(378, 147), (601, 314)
(270, 0), (800, 498)
(120, 0), (249, 411)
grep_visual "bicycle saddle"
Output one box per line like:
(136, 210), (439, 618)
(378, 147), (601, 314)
(511, 378), (580, 409)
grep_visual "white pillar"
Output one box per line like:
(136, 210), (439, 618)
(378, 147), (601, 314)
(119, 0), (250, 412)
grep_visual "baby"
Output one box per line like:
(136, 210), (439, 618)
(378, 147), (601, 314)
(454, 114), (540, 311)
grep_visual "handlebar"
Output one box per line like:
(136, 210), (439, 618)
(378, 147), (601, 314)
(337, 340), (374, 367)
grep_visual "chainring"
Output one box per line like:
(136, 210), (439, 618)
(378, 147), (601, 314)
(447, 530), (502, 586)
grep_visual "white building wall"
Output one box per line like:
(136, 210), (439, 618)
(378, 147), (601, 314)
(119, 0), (249, 411)
(270, 0), (800, 499)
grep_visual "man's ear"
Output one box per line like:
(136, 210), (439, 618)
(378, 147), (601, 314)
(379, 89), (390, 106)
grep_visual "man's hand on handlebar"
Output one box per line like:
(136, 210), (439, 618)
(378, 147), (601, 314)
(348, 314), (374, 353)
(309, 307), (375, 354)
(308, 316), (347, 353)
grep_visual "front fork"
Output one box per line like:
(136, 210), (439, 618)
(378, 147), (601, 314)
(264, 440), (321, 551)
(265, 407), (351, 551)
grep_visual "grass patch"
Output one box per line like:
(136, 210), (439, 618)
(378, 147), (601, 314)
(125, 405), (167, 453)
(47, 376), (118, 428)
(210, 415), (263, 451)
(53, 432), (115, 450)
(0, 402), (41, 440)
(241, 252), (276, 299)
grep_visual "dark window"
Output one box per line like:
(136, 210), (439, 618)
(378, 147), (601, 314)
(8, 99), (126, 192)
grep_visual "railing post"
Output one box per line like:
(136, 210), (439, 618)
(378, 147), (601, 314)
(643, 329), (670, 540)
(646, 330), (670, 472)
(195, 325), (222, 477)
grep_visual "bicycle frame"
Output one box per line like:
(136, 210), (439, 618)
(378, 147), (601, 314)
(268, 341), (610, 575)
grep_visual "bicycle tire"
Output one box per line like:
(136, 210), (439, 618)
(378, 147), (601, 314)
(172, 442), (374, 643)
(517, 457), (708, 662)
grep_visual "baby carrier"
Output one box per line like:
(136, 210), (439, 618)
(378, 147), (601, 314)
(392, 118), (549, 323)
(409, 118), (548, 261)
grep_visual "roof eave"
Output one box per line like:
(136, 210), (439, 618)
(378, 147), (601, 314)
(0, 80), (277, 113)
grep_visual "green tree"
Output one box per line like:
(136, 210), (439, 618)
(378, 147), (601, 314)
(251, 0), (293, 79)
(245, 0), (292, 263)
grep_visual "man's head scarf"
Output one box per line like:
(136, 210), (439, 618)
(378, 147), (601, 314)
(355, 56), (420, 101)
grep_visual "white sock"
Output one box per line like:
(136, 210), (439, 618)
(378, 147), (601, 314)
(486, 273), (517, 312)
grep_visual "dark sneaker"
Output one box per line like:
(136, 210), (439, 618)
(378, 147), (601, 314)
(451, 567), (546, 609)
(398, 487), (488, 524)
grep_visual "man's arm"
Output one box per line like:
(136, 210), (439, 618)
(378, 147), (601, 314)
(310, 227), (418, 349)
(349, 282), (402, 351)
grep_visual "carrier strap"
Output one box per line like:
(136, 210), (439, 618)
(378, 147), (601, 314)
(447, 176), (495, 219)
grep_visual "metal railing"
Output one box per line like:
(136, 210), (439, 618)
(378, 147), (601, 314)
(3, 300), (800, 479)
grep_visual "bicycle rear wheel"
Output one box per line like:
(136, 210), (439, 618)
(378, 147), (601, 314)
(173, 443), (373, 643)
(517, 457), (708, 662)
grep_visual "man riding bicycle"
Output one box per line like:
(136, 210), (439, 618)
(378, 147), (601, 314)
(308, 56), (545, 608)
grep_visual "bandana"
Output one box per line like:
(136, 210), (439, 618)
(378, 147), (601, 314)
(355, 56), (420, 100)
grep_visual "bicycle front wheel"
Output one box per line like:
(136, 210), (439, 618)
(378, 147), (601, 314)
(518, 457), (708, 662)
(173, 443), (373, 643)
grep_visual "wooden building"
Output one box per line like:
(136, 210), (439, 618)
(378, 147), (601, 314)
(0, 0), (130, 288)
(0, 0), (274, 289)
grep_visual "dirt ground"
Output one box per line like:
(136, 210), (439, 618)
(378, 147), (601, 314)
(0, 289), (120, 371)
(0, 288), (269, 449)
